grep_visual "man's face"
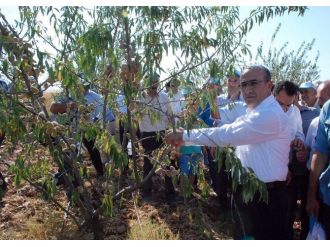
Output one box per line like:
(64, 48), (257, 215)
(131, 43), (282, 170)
(240, 68), (272, 109)
(275, 90), (295, 112)
(316, 85), (330, 108)
(299, 88), (316, 107)
(227, 76), (240, 91)
(147, 81), (159, 97)
(169, 83), (178, 94)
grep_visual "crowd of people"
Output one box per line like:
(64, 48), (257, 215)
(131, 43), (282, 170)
(1, 65), (330, 240)
(166, 65), (330, 240)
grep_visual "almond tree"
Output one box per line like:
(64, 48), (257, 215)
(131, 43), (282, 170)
(0, 6), (307, 239)
(252, 23), (320, 84)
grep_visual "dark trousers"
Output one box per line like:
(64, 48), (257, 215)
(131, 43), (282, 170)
(83, 137), (104, 176)
(319, 202), (330, 239)
(140, 131), (175, 196)
(206, 147), (217, 191)
(286, 172), (309, 239)
(0, 133), (4, 146)
(232, 182), (289, 240)
(0, 172), (7, 195)
(119, 120), (129, 154)
(206, 148), (230, 204)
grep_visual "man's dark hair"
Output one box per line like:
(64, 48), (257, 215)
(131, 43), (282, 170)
(273, 80), (299, 96)
(245, 65), (272, 81)
(169, 77), (180, 87)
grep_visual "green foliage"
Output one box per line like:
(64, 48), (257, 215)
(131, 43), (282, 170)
(181, 175), (193, 200)
(197, 167), (210, 200)
(98, 134), (128, 172)
(221, 147), (268, 203)
(101, 192), (114, 217)
(10, 156), (28, 186)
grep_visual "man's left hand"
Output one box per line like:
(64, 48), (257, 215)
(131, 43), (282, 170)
(291, 138), (304, 150)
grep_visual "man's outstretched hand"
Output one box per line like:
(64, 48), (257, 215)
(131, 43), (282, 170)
(165, 128), (185, 147)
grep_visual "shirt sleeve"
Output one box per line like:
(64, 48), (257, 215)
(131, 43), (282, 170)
(294, 106), (305, 142)
(216, 102), (246, 126)
(305, 121), (314, 148)
(183, 109), (283, 147)
(314, 103), (330, 155)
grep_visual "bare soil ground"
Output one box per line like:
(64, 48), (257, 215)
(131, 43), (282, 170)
(0, 141), (233, 240)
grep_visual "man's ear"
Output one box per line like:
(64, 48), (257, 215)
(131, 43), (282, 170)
(268, 80), (274, 90)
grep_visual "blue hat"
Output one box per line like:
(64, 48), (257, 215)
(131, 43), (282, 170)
(299, 81), (316, 90)
(226, 69), (241, 78)
(207, 77), (221, 85)
(181, 87), (192, 96)
(0, 80), (8, 92)
(234, 69), (241, 78)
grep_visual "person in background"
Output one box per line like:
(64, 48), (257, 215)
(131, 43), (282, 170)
(164, 81), (171, 94)
(116, 92), (129, 154)
(82, 81), (116, 135)
(166, 65), (293, 239)
(198, 77), (222, 127)
(167, 78), (183, 126)
(50, 79), (114, 177)
(81, 81), (116, 174)
(306, 98), (330, 239)
(213, 69), (243, 208)
(137, 74), (177, 202)
(299, 81), (320, 110)
(197, 77), (222, 197)
(303, 81), (330, 170)
(217, 69), (243, 107)
(272, 80), (308, 239)
(177, 87), (203, 198)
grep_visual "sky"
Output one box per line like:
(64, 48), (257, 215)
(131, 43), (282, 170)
(240, 6), (330, 81)
(0, 4), (329, 81)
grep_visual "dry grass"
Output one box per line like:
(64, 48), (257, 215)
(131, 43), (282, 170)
(24, 211), (82, 240)
(127, 218), (179, 240)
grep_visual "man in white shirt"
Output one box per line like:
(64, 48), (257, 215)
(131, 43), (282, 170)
(138, 74), (176, 201)
(166, 65), (293, 239)
(166, 78), (183, 126)
(272, 80), (310, 239)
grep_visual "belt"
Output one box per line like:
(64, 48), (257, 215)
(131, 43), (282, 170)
(265, 181), (286, 190)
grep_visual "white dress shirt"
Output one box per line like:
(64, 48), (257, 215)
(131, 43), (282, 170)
(217, 93), (244, 108)
(168, 91), (183, 117)
(183, 95), (293, 183)
(286, 105), (305, 142)
(138, 91), (172, 132)
(217, 102), (304, 142)
(215, 101), (247, 126)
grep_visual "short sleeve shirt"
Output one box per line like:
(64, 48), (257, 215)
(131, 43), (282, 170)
(314, 100), (330, 156)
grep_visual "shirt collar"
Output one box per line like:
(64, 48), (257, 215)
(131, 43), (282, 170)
(246, 94), (275, 113)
